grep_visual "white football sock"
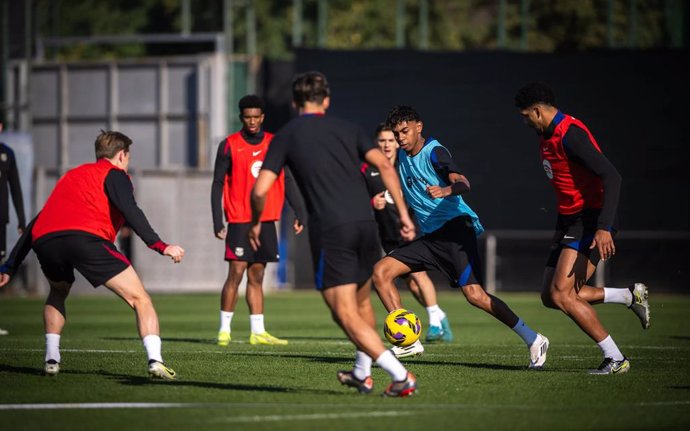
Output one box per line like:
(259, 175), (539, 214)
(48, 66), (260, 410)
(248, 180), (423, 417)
(353, 350), (372, 380)
(426, 305), (445, 327)
(603, 287), (633, 306)
(250, 314), (266, 334)
(45, 333), (61, 363)
(219, 311), (234, 333)
(142, 334), (163, 363)
(512, 318), (538, 347)
(597, 335), (625, 361)
(375, 350), (408, 382)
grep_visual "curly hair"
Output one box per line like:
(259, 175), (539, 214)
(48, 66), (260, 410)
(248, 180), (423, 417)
(514, 82), (556, 109)
(385, 105), (422, 128)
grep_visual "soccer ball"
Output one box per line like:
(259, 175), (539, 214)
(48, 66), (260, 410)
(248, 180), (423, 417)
(384, 309), (422, 347)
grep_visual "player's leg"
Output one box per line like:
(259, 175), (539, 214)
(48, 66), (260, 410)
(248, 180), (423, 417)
(408, 271), (453, 342)
(576, 281), (649, 329)
(546, 248), (629, 374)
(324, 283), (414, 396)
(103, 266), (176, 379)
(372, 256), (413, 312)
(43, 279), (72, 376)
(218, 260), (247, 345)
(246, 262), (287, 345)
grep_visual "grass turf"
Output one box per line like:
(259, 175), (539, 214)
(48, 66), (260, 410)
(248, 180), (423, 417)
(1, 291), (688, 430)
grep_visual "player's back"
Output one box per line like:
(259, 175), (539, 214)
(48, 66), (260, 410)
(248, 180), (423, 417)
(265, 114), (374, 232)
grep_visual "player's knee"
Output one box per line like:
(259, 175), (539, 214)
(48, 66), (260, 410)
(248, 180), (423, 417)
(541, 291), (558, 309)
(372, 261), (395, 287)
(128, 291), (153, 310)
(463, 284), (487, 307)
(548, 288), (571, 311)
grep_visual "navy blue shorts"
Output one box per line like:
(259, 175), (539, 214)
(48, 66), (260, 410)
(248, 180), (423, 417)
(225, 222), (279, 263)
(546, 208), (617, 268)
(33, 232), (131, 287)
(309, 220), (381, 290)
(387, 216), (483, 288)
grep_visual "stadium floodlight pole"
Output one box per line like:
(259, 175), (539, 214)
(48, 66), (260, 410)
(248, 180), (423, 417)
(419, 0), (429, 50)
(224, 0), (235, 133)
(396, 0), (405, 48)
(628, 0), (638, 48)
(181, 0), (191, 36)
(317, 0), (328, 48)
(497, 0), (506, 49)
(607, 0), (615, 48)
(292, 0), (303, 47)
(0, 0), (8, 126)
(246, 0), (256, 94)
(520, 0), (529, 51)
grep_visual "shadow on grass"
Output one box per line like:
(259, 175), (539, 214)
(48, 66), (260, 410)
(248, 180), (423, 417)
(669, 336), (690, 341)
(0, 363), (342, 395)
(669, 386), (690, 390)
(102, 336), (212, 344)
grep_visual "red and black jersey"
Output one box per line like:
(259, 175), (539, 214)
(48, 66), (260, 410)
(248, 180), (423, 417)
(222, 131), (285, 223)
(540, 112), (604, 215)
(32, 159), (126, 243)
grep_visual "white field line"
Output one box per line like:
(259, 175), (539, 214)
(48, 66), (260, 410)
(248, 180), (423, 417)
(1, 400), (689, 412)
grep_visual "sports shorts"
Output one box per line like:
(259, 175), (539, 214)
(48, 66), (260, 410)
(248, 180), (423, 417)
(387, 216), (483, 288)
(309, 220), (381, 290)
(225, 221), (279, 262)
(33, 232), (131, 287)
(546, 208), (617, 268)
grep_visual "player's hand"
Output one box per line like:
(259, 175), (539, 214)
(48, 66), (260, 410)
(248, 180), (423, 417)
(17, 227), (24, 235)
(215, 227), (227, 240)
(371, 191), (386, 210)
(0, 273), (10, 288)
(249, 223), (262, 251)
(293, 219), (304, 235)
(164, 245), (185, 263)
(590, 229), (615, 261)
(426, 185), (451, 199)
(399, 214), (416, 242)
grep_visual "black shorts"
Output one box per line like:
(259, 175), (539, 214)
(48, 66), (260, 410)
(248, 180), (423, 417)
(546, 208), (617, 268)
(33, 232), (131, 287)
(0, 224), (6, 259)
(309, 220), (381, 290)
(225, 222), (279, 262)
(387, 216), (483, 288)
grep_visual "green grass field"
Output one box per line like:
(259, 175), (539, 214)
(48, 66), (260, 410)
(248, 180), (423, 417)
(1, 291), (689, 430)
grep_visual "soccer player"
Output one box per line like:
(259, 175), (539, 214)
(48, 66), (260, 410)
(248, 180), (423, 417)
(0, 131), (184, 379)
(373, 105), (550, 370)
(361, 123), (453, 356)
(514, 82), (650, 375)
(0, 122), (26, 261)
(249, 71), (418, 397)
(211, 94), (305, 347)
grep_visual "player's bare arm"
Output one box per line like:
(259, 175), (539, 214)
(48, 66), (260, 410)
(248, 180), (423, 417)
(364, 148), (415, 241)
(249, 169), (278, 250)
(426, 173), (471, 198)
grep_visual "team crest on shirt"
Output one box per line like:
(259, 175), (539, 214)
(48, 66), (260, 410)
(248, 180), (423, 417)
(542, 159), (553, 179)
(250, 160), (263, 178)
(0, 153), (6, 162)
(235, 247), (244, 257)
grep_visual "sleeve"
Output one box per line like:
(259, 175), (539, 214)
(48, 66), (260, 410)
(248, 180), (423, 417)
(104, 170), (168, 254)
(0, 215), (36, 276)
(430, 146), (462, 184)
(7, 151), (26, 228)
(262, 130), (289, 175)
(563, 125), (622, 230)
(211, 139), (231, 233)
(283, 166), (307, 223)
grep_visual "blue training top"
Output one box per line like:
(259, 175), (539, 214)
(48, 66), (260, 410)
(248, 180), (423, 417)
(397, 138), (484, 236)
